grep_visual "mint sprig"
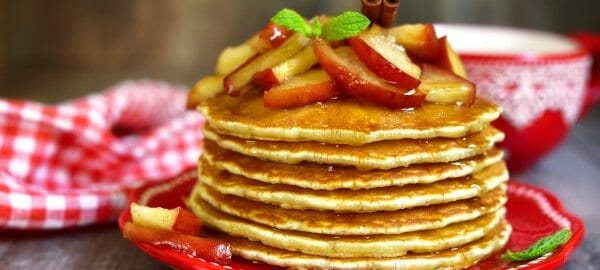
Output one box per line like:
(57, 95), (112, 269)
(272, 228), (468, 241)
(321, 11), (371, 41)
(270, 9), (312, 37)
(502, 229), (572, 261)
(270, 9), (370, 40)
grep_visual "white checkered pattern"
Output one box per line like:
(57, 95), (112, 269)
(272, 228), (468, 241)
(0, 80), (203, 229)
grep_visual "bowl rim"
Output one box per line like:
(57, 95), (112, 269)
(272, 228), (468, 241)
(434, 23), (590, 61)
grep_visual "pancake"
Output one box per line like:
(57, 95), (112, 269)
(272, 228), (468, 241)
(202, 140), (503, 190)
(192, 183), (506, 235)
(198, 90), (501, 145)
(203, 125), (504, 170)
(187, 195), (505, 258)
(222, 220), (511, 270)
(198, 160), (508, 212)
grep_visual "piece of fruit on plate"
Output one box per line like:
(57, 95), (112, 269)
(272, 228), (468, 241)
(389, 23), (439, 62)
(348, 25), (421, 89)
(130, 202), (202, 235)
(263, 68), (339, 109)
(436, 36), (468, 78)
(216, 22), (292, 76)
(313, 39), (425, 109)
(223, 33), (309, 96)
(123, 221), (232, 265)
(253, 45), (318, 90)
(418, 63), (475, 106)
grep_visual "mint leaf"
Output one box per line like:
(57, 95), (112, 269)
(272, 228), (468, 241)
(321, 11), (370, 41)
(311, 19), (322, 38)
(271, 8), (311, 37)
(502, 229), (572, 261)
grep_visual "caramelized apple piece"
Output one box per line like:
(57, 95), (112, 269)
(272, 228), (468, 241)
(437, 36), (468, 78)
(390, 23), (439, 62)
(216, 22), (292, 76)
(257, 22), (292, 48)
(224, 33), (309, 96)
(123, 221), (231, 265)
(215, 45), (257, 76)
(187, 76), (225, 109)
(130, 203), (202, 235)
(264, 69), (339, 109)
(313, 40), (425, 109)
(418, 64), (475, 106)
(348, 26), (421, 89)
(253, 46), (318, 90)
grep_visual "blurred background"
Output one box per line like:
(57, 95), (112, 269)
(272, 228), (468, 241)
(2, 0), (600, 103)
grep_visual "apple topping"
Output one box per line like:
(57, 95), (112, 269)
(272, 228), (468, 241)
(187, 75), (225, 109)
(215, 45), (257, 76)
(130, 203), (202, 235)
(123, 221), (232, 265)
(253, 45), (318, 90)
(264, 69), (339, 109)
(390, 23), (439, 62)
(223, 33), (309, 96)
(194, 8), (479, 111)
(216, 22), (292, 76)
(348, 25), (421, 89)
(257, 22), (293, 48)
(313, 39), (425, 109)
(418, 64), (475, 106)
(437, 36), (468, 78)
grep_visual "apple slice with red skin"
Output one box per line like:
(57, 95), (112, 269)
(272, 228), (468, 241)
(130, 203), (202, 235)
(123, 221), (232, 265)
(436, 36), (468, 78)
(348, 26), (421, 89)
(418, 64), (475, 106)
(313, 39), (425, 109)
(224, 33), (309, 96)
(390, 23), (439, 62)
(263, 69), (339, 109)
(253, 45), (318, 90)
(257, 22), (292, 48)
(216, 23), (292, 76)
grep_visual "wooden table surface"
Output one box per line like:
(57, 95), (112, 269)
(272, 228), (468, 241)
(0, 93), (599, 269)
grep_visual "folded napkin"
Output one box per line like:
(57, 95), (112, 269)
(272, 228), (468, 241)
(0, 80), (203, 230)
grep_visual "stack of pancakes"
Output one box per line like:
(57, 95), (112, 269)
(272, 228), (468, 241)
(187, 90), (511, 269)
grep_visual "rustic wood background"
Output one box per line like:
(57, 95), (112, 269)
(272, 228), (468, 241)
(2, 0), (600, 102)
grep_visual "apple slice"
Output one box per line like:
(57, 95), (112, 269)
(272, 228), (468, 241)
(418, 64), (475, 106)
(348, 26), (421, 89)
(437, 36), (468, 78)
(215, 44), (257, 76)
(216, 23), (291, 76)
(253, 46), (318, 90)
(313, 40), (425, 109)
(123, 221), (232, 265)
(263, 69), (339, 109)
(224, 33), (309, 96)
(257, 22), (292, 48)
(390, 23), (439, 62)
(187, 75), (225, 109)
(130, 203), (202, 235)
(247, 22), (293, 52)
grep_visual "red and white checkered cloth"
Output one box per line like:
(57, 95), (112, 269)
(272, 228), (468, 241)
(0, 80), (203, 230)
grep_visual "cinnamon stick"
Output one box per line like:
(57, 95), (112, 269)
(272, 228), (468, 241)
(380, 0), (399, 27)
(361, 0), (382, 25)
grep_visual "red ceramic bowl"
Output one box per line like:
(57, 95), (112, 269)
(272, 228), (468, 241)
(436, 24), (600, 172)
(119, 171), (584, 270)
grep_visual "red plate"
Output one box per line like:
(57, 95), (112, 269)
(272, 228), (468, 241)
(118, 171), (584, 270)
